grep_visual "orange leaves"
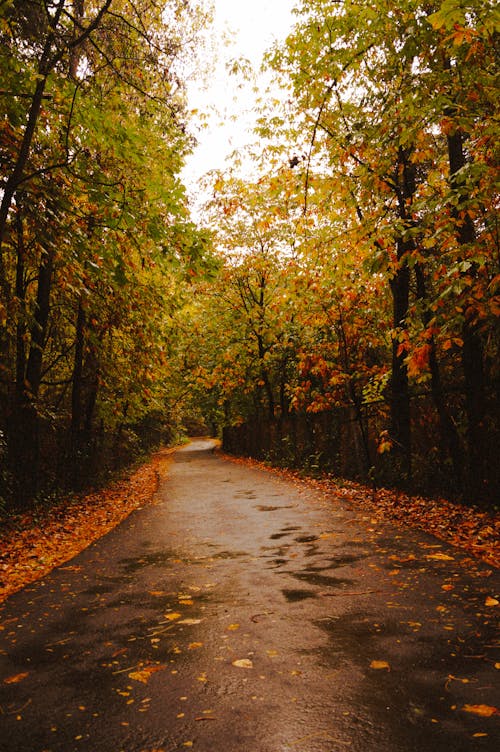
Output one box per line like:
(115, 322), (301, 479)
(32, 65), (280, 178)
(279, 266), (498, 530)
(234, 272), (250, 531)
(377, 431), (393, 455)
(3, 672), (29, 684)
(484, 596), (498, 607)
(462, 704), (499, 718)
(407, 344), (431, 378)
(370, 660), (390, 671)
(0, 453), (163, 603)
(128, 664), (165, 684)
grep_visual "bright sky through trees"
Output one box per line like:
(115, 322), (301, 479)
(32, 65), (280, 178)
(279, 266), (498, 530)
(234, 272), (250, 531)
(182, 0), (296, 195)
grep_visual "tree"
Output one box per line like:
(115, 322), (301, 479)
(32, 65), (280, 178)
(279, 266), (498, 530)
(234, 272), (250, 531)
(0, 0), (213, 504)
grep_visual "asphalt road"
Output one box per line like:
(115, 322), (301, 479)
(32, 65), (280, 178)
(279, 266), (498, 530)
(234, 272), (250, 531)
(0, 439), (498, 752)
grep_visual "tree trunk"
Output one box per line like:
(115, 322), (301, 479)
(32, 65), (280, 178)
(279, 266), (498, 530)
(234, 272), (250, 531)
(71, 299), (85, 435)
(446, 120), (485, 501)
(415, 262), (464, 488)
(9, 247), (54, 505)
(389, 243), (411, 481)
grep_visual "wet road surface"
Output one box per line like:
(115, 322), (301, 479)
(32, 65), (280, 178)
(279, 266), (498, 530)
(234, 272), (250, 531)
(0, 439), (499, 751)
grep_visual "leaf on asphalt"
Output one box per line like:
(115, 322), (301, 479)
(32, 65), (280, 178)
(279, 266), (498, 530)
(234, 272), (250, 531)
(3, 671), (29, 684)
(188, 642), (203, 650)
(370, 660), (390, 670)
(165, 612), (182, 621)
(227, 623), (240, 630)
(425, 553), (455, 561)
(462, 704), (498, 717)
(232, 658), (253, 669)
(484, 596), (498, 607)
(128, 664), (165, 684)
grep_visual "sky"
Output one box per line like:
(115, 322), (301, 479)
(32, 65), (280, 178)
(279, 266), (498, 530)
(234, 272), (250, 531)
(182, 0), (296, 199)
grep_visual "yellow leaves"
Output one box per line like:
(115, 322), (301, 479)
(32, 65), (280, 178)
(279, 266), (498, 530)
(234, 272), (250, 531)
(369, 660), (390, 671)
(165, 612), (182, 621)
(128, 664), (165, 684)
(425, 552), (455, 561)
(462, 704), (499, 718)
(188, 642), (203, 650)
(232, 658), (253, 669)
(484, 596), (498, 607)
(3, 672), (29, 684)
(227, 623), (240, 631)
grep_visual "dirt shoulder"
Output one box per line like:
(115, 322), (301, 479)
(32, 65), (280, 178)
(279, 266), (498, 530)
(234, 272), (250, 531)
(0, 448), (174, 604)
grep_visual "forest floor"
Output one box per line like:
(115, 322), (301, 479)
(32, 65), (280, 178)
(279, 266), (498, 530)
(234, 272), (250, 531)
(0, 445), (498, 605)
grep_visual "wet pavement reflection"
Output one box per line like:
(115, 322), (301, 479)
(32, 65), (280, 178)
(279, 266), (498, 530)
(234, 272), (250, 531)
(0, 439), (498, 751)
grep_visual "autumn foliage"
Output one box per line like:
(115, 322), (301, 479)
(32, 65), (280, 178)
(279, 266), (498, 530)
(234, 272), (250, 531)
(176, 0), (499, 505)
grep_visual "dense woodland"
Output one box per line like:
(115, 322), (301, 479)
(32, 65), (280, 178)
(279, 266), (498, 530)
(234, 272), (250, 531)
(1, 0), (499, 510)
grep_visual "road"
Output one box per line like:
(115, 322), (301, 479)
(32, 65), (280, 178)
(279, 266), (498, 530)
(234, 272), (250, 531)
(0, 439), (498, 751)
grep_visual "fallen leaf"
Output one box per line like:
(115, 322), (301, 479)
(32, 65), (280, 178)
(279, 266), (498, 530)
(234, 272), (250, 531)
(426, 553), (455, 561)
(232, 658), (253, 669)
(227, 624), (240, 631)
(128, 665), (165, 684)
(485, 596), (498, 607)
(188, 642), (203, 650)
(462, 704), (498, 717)
(165, 612), (181, 621)
(4, 672), (29, 684)
(370, 660), (390, 671)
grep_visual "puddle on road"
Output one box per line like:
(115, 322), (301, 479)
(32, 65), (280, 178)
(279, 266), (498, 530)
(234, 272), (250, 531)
(295, 534), (319, 543)
(254, 504), (295, 511)
(120, 552), (173, 572)
(282, 588), (318, 602)
(292, 571), (354, 589)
